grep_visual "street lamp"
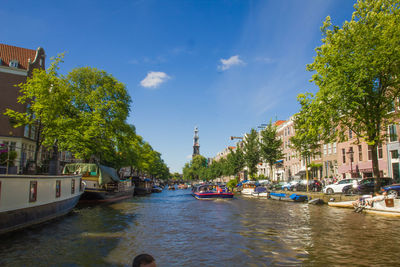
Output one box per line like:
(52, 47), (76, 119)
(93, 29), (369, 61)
(347, 147), (354, 178)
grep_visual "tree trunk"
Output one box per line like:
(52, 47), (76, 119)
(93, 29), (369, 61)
(33, 122), (42, 174)
(305, 156), (309, 192)
(371, 144), (381, 194)
(270, 164), (274, 182)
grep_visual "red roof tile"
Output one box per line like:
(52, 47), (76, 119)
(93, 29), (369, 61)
(274, 120), (286, 126)
(0, 43), (37, 70)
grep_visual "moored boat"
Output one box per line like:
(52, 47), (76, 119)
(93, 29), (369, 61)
(269, 192), (308, 202)
(63, 163), (135, 202)
(133, 177), (152, 195)
(0, 174), (84, 235)
(192, 184), (234, 199)
(241, 181), (258, 195)
(353, 195), (400, 216)
(251, 186), (269, 197)
(328, 200), (355, 208)
(152, 185), (163, 193)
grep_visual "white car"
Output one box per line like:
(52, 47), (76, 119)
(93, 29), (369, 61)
(323, 178), (361, 194)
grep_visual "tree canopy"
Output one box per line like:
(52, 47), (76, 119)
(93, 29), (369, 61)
(259, 121), (284, 180)
(5, 55), (170, 178)
(242, 128), (261, 179)
(302, 0), (400, 190)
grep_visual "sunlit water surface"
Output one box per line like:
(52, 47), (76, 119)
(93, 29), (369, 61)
(1, 189), (400, 266)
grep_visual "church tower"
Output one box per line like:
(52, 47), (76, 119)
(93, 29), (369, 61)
(192, 126), (200, 158)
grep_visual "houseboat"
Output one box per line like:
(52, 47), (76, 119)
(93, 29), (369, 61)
(0, 174), (84, 235)
(63, 163), (135, 202)
(133, 177), (153, 195)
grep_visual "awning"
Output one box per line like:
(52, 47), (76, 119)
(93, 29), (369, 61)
(274, 160), (284, 164)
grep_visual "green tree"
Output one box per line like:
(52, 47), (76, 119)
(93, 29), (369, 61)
(226, 146), (245, 181)
(5, 54), (68, 168)
(242, 128), (261, 179)
(259, 121), (284, 180)
(290, 94), (322, 192)
(62, 66), (132, 163)
(307, 0), (400, 192)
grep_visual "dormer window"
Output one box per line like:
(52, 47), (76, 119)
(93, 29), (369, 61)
(9, 60), (18, 68)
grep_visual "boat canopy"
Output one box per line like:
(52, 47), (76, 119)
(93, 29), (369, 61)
(63, 163), (120, 185)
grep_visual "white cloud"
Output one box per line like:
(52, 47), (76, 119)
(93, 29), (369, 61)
(186, 154), (192, 159)
(218, 55), (245, 71)
(255, 57), (274, 64)
(140, 71), (170, 89)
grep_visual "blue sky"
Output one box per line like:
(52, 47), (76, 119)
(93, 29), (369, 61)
(1, 0), (357, 173)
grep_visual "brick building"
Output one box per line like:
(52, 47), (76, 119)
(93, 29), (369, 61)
(0, 44), (45, 173)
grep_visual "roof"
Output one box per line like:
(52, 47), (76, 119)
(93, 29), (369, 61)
(0, 43), (37, 70)
(274, 120), (286, 126)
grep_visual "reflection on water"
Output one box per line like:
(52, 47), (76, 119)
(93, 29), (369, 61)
(1, 190), (400, 266)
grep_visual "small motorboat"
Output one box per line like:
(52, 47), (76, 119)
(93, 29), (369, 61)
(251, 186), (269, 197)
(353, 194), (400, 216)
(192, 184), (234, 199)
(269, 192), (308, 202)
(240, 181), (258, 195)
(152, 185), (163, 193)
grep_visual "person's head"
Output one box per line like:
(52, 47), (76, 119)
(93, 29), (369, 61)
(132, 254), (156, 267)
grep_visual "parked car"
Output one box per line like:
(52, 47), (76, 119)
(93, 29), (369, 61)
(282, 180), (300, 191)
(294, 179), (322, 192)
(381, 184), (400, 198)
(323, 178), (361, 194)
(342, 177), (394, 195)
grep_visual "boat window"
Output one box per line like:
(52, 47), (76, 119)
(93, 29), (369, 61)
(29, 181), (37, 202)
(79, 178), (83, 192)
(56, 180), (61, 198)
(71, 179), (75, 194)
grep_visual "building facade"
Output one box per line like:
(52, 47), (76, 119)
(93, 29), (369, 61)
(0, 44), (46, 173)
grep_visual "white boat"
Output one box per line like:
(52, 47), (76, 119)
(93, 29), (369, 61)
(0, 174), (84, 235)
(328, 200), (355, 208)
(354, 195), (400, 217)
(251, 186), (269, 197)
(241, 181), (257, 195)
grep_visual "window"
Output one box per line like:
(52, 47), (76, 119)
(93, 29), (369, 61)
(333, 143), (337, 154)
(24, 125), (30, 138)
(29, 181), (37, 202)
(378, 145), (383, 159)
(391, 150), (399, 159)
(9, 60), (18, 68)
(328, 143), (332, 154)
(10, 142), (16, 151)
(71, 179), (75, 194)
(349, 147), (354, 162)
(389, 124), (397, 142)
(358, 145), (363, 161)
(342, 148), (346, 163)
(349, 129), (353, 139)
(56, 180), (61, 198)
(323, 144), (327, 155)
(368, 145), (372, 160)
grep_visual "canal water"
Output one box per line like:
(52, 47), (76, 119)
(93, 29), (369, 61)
(1, 189), (400, 266)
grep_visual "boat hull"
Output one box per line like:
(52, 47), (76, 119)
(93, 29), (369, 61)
(193, 192), (234, 199)
(0, 194), (81, 235)
(80, 186), (135, 203)
(0, 174), (84, 235)
(269, 193), (308, 202)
